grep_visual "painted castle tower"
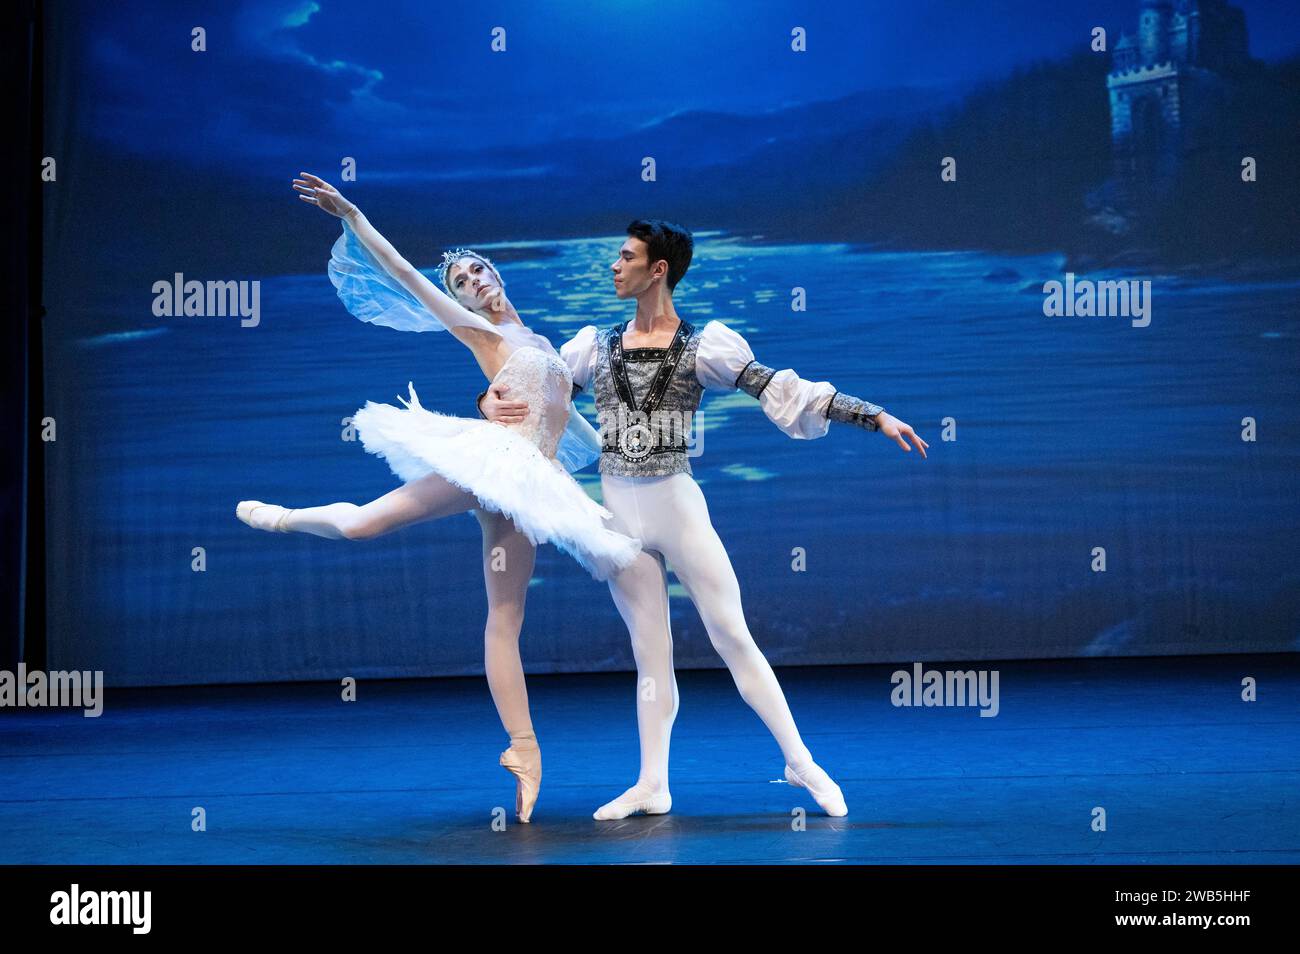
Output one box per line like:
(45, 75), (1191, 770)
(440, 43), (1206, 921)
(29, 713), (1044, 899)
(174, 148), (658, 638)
(1107, 0), (1249, 199)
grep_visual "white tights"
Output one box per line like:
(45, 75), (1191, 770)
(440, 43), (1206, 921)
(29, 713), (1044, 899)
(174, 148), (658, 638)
(277, 474), (538, 746)
(601, 472), (816, 792)
(262, 467), (822, 786)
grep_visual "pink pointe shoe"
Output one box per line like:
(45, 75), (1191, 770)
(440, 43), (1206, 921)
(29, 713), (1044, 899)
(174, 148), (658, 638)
(785, 763), (848, 817)
(499, 743), (542, 824)
(235, 500), (294, 532)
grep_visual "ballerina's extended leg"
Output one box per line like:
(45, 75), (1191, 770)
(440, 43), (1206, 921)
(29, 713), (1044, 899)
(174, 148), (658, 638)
(236, 472), (479, 540)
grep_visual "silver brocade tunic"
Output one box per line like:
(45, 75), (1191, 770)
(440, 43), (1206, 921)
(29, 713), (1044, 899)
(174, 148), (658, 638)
(592, 323), (704, 477)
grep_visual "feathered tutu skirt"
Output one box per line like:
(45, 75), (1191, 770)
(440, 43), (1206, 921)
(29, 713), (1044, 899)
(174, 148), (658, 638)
(351, 384), (641, 581)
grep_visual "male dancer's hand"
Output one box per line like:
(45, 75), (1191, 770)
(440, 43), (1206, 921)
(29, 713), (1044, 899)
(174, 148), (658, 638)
(873, 412), (928, 458)
(479, 384), (529, 425)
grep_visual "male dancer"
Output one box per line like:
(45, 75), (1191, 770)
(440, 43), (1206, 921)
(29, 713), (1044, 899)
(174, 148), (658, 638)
(482, 220), (927, 819)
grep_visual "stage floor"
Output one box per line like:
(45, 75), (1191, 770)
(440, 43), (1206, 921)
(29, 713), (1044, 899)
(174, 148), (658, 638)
(2, 655), (1297, 864)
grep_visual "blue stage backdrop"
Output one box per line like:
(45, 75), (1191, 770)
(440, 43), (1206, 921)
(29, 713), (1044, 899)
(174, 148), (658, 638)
(41, 1), (1300, 686)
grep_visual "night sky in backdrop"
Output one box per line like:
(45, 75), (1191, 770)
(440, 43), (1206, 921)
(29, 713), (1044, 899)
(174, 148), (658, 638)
(73, 0), (1300, 173)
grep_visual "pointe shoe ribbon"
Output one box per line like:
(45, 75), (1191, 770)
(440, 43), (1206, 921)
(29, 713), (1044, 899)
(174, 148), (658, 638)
(785, 764), (848, 817)
(499, 744), (542, 824)
(592, 784), (672, 821)
(236, 501), (293, 532)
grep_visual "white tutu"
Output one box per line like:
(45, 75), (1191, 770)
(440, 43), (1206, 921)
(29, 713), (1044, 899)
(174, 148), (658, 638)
(351, 383), (641, 581)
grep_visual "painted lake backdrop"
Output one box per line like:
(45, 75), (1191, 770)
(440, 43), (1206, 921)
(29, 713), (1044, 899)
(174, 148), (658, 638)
(42, 0), (1300, 685)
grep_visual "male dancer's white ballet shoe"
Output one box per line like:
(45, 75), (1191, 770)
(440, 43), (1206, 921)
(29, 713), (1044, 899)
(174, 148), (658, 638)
(499, 742), (542, 824)
(784, 763), (848, 817)
(235, 500), (294, 532)
(592, 783), (672, 820)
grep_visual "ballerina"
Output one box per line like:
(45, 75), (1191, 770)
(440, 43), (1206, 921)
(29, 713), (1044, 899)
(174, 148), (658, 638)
(236, 172), (641, 822)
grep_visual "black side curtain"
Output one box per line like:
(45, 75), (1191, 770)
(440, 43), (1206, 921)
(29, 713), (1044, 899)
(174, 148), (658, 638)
(1, 0), (43, 673)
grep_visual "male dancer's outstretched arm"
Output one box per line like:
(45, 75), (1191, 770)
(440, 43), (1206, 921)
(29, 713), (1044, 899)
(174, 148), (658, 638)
(691, 319), (928, 456)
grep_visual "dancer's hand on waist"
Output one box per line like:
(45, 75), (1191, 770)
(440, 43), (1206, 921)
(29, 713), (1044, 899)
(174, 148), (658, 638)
(478, 383), (529, 425)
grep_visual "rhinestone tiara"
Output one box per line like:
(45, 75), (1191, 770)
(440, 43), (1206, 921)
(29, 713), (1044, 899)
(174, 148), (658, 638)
(439, 248), (505, 296)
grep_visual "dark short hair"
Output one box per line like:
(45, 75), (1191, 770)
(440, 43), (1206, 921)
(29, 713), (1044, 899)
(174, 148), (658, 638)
(626, 219), (694, 290)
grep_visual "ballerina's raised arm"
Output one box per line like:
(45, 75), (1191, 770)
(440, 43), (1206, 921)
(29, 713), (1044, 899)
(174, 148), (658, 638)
(293, 171), (512, 376)
(293, 172), (602, 471)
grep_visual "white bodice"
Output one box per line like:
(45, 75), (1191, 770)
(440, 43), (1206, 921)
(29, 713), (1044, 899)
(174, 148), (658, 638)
(492, 346), (574, 460)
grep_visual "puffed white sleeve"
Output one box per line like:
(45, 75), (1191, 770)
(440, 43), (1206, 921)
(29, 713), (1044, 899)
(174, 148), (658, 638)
(694, 320), (885, 439)
(560, 324), (599, 391)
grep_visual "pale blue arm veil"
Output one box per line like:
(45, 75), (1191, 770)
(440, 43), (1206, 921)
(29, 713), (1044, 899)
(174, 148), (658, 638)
(327, 220), (450, 333)
(557, 403), (602, 473)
